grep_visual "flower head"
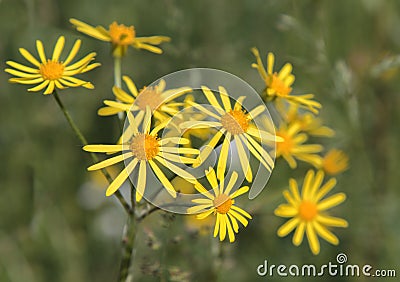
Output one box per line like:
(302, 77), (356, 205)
(275, 170), (348, 255)
(70, 18), (171, 57)
(251, 48), (321, 114)
(180, 86), (279, 182)
(275, 122), (323, 169)
(98, 76), (191, 126)
(83, 108), (199, 201)
(278, 103), (335, 137)
(319, 149), (349, 175)
(5, 36), (100, 95)
(187, 168), (252, 242)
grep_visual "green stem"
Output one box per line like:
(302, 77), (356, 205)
(52, 90), (131, 214)
(118, 212), (136, 282)
(114, 56), (122, 88)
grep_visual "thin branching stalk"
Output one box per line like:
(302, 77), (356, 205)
(52, 90), (131, 214)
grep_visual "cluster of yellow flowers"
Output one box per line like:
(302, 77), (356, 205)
(5, 18), (349, 255)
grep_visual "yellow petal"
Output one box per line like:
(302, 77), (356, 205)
(217, 133), (231, 180)
(36, 40), (47, 63)
(105, 159), (138, 196)
(292, 221), (306, 246)
(148, 160), (177, 198)
(87, 152), (132, 171)
(317, 193), (346, 211)
(19, 48), (41, 67)
(83, 144), (128, 153)
(313, 221), (339, 245)
(306, 222), (320, 255)
(277, 217), (300, 237)
(63, 39), (81, 66)
(135, 160), (147, 202)
(52, 36), (65, 61)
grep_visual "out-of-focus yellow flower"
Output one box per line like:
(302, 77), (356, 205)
(70, 18), (171, 57)
(251, 48), (321, 114)
(98, 75), (191, 126)
(187, 168), (252, 243)
(275, 170), (348, 255)
(180, 86), (279, 182)
(319, 149), (349, 176)
(275, 123), (323, 169)
(83, 108), (199, 201)
(5, 36), (100, 95)
(278, 103), (335, 137)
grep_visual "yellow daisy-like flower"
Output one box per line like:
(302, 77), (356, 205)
(251, 48), (321, 114)
(5, 36), (100, 95)
(275, 122), (323, 169)
(275, 170), (348, 255)
(180, 86), (278, 182)
(187, 167), (252, 242)
(278, 103), (335, 137)
(98, 75), (192, 125)
(319, 149), (349, 176)
(70, 18), (171, 57)
(83, 108), (199, 201)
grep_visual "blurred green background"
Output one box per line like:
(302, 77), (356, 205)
(1, 0), (400, 281)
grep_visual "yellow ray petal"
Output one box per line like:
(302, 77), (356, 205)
(87, 152), (133, 171)
(52, 36), (65, 61)
(201, 86), (223, 110)
(19, 48), (41, 67)
(313, 221), (339, 245)
(148, 160), (177, 198)
(217, 132), (231, 180)
(317, 193), (346, 211)
(105, 159), (138, 196)
(219, 214), (227, 241)
(234, 135), (252, 182)
(63, 39), (81, 66)
(36, 40), (47, 63)
(316, 215), (348, 228)
(224, 171), (238, 195)
(213, 213), (220, 237)
(292, 221), (306, 246)
(230, 186), (249, 199)
(83, 144), (128, 152)
(277, 217), (300, 237)
(135, 160), (147, 202)
(306, 223), (320, 255)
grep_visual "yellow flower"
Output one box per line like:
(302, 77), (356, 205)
(70, 18), (171, 57)
(278, 103), (335, 137)
(275, 170), (348, 255)
(251, 48), (321, 114)
(275, 122), (323, 169)
(180, 86), (279, 182)
(5, 36), (100, 95)
(319, 149), (349, 175)
(98, 75), (192, 125)
(187, 168), (252, 242)
(83, 108), (199, 201)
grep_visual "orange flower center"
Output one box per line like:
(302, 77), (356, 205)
(109, 22), (135, 46)
(269, 73), (292, 96)
(214, 194), (233, 214)
(39, 60), (64, 80)
(135, 86), (163, 111)
(298, 201), (318, 221)
(275, 131), (293, 155)
(221, 110), (249, 135)
(130, 133), (159, 160)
